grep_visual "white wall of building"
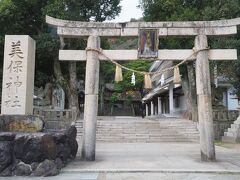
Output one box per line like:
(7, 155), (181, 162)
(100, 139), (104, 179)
(227, 87), (239, 110)
(223, 91), (228, 107)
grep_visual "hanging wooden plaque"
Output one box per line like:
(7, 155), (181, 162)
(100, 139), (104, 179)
(138, 29), (158, 59)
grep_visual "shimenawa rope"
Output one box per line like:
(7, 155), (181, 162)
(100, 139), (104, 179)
(85, 47), (209, 88)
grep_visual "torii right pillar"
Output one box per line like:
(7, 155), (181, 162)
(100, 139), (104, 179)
(195, 35), (215, 161)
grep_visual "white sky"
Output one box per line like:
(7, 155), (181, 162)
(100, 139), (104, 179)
(106, 0), (143, 22)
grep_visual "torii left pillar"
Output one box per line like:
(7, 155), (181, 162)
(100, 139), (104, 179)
(82, 36), (100, 161)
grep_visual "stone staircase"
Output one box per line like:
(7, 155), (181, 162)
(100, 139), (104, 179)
(76, 116), (199, 143)
(222, 118), (240, 143)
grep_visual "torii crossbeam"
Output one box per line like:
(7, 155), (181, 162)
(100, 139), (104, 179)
(46, 16), (240, 162)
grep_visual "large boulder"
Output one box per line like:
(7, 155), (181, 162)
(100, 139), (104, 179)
(52, 132), (67, 144)
(66, 125), (77, 139)
(14, 133), (56, 164)
(0, 141), (13, 172)
(0, 164), (13, 177)
(52, 126), (78, 162)
(32, 159), (59, 176)
(69, 138), (78, 158)
(0, 132), (16, 141)
(30, 162), (39, 171)
(66, 126), (78, 158)
(0, 125), (78, 177)
(0, 159), (20, 176)
(13, 161), (32, 176)
(54, 158), (64, 169)
(41, 134), (57, 160)
(55, 142), (71, 163)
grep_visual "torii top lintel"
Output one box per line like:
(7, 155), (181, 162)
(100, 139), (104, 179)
(46, 16), (240, 37)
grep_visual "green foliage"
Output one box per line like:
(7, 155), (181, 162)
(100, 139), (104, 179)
(139, 0), (240, 98)
(102, 37), (151, 96)
(34, 33), (60, 86)
(100, 61), (115, 83)
(114, 61), (151, 92)
(125, 95), (133, 106)
(0, 0), (55, 86)
(0, 0), (121, 88)
(100, 60), (151, 91)
(0, 0), (48, 35)
(110, 92), (120, 104)
(140, 0), (240, 21)
(0, 36), (4, 66)
(233, 58), (240, 98)
(110, 37), (138, 50)
(99, 39), (114, 84)
(44, 0), (121, 21)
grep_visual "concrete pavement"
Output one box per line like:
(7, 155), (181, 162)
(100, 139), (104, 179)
(1, 172), (240, 180)
(64, 142), (240, 173)
(0, 143), (240, 179)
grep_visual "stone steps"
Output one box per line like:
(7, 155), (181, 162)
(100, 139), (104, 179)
(222, 118), (240, 143)
(76, 117), (199, 143)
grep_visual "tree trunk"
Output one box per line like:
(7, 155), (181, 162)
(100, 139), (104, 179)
(181, 63), (198, 121)
(98, 68), (105, 115)
(110, 105), (113, 116)
(53, 37), (80, 121)
(53, 59), (62, 82)
(68, 61), (80, 119)
(99, 84), (105, 115)
(131, 104), (135, 116)
(181, 75), (191, 119)
(187, 63), (198, 122)
(53, 37), (71, 109)
(53, 58), (70, 108)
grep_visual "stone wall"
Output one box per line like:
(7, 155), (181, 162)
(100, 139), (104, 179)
(213, 110), (238, 140)
(33, 108), (74, 130)
(0, 126), (78, 177)
(31, 107), (239, 141)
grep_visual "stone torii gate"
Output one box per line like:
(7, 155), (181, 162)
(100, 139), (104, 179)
(46, 16), (240, 161)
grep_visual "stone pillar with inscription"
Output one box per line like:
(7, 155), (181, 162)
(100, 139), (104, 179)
(1, 35), (35, 115)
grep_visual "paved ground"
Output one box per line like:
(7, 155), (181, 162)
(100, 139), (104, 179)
(1, 172), (240, 180)
(66, 142), (240, 173)
(1, 143), (240, 179)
